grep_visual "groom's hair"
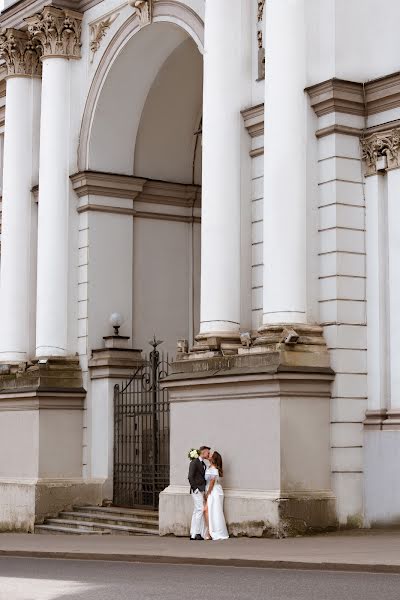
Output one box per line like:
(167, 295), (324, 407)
(199, 446), (211, 452)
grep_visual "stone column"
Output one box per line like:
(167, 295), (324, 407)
(0, 30), (41, 363)
(196, 0), (245, 350)
(261, 0), (307, 328)
(27, 7), (83, 357)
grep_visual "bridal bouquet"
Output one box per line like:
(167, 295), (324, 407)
(188, 448), (199, 460)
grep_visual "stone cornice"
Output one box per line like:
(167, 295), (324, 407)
(307, 73), (400, 118)
(71, 170), (146, 200)
(365, 72), (400, 115)
(71, 171), (202, 208)
(242, 103), (264, 138)
(361, 127), (400, 176)
(0, 28), (41, 77)
(26, 6), (83, 60)
(0, 0), (80, 29)
(306, 79), (365, 117)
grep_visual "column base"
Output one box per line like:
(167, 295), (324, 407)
(160, 486), (336, 538)
(178, 331), (242, 360)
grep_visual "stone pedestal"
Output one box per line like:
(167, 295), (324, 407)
(0, 358), (101, 532)
(160, 335), (337, 537)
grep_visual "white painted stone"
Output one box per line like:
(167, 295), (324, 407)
(331, 422), (363, 448)
(199, 0), (250, 337)
(0, 76), (40, 362)
(331, 397), (368, 423)
(318, 180), (365, 208)
(262, 0), (307, 326)
(318, 156), (363, 184)
(319, 299), (366, 325)
(329, 349), (367, 374)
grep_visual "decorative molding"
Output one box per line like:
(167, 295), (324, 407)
(70, 171), (202, 219)
(256, 0), (265, 80)
(365, 72), (400, 116)
(241, 103), (264, 138)
(306, 78), (365, 117)
(315, 124), (363, 139)
(26, 6), (83, 60)
(128, 0), (152, 27)
(257, 0), (265, 22)
(71, 170), (146, 199)
(90, 12), (119, 62)
(308, 73), (400, 118)
(361, 127), (400, 176)
(0, 28), (41, 77)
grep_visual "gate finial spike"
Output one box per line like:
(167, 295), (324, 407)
(149, 334), (163, 349)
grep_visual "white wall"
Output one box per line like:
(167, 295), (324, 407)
(307, 0), (400, 86)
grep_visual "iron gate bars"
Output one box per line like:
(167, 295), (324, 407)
(113, 338), (170, 509)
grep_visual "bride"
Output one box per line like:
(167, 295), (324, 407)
(202, 451), (229, 540)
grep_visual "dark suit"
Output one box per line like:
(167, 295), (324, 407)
(188, 458), (206, 538)
(188, 457), (206, 492)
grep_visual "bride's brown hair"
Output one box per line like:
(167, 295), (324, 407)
(211, 451), (223, 477)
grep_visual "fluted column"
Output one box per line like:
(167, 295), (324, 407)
(27, 7), (83, 357)
(197, 0), (247, 348)
(0, 29), (41, 362)
(261, 0), (307, 328)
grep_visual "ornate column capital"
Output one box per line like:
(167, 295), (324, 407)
(361, 127), (400, 176)
(25, 6), (83, 60)
(0, 28), (41, 77)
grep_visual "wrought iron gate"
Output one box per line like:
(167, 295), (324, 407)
(113, 339), (170, 509)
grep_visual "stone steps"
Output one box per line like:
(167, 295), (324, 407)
(34, 506), (159, 536)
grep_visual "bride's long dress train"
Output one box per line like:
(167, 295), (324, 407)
(202, 467), (229, 541)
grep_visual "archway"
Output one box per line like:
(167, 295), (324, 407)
(78, 12), (203, 355)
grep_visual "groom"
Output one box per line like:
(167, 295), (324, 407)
(188, 445), (210, 540)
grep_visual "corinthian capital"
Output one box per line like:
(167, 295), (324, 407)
(0, 28), (41, 77)
(361, 128), (400, 176)
(26, 6), (83, 60)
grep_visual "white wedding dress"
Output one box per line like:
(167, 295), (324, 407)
(202, 466), (229, 540)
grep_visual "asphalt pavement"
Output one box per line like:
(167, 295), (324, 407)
(0, 557), (400, 600)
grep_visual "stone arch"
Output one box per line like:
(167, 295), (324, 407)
(78, 1), (204, 172)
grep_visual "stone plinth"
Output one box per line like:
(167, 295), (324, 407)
(0, 357), (101, 532)
(160, 337), (337, 538)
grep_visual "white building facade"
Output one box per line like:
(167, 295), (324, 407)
(0, 0), (399, 535)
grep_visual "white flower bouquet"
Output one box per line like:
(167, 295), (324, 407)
(188, 448), (199, 460)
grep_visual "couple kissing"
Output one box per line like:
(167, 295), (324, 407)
(188, 446), (229, 541)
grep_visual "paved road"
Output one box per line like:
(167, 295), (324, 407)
(0, 557), (399, 600)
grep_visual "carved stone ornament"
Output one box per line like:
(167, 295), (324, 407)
(361, 128), (400, 176)
(128, 0), (153, 27)
(0, 28), (41, 77)
(90, 12), (119, 62)
(257, 0), (265, 22)
(25, 6), (83, 60)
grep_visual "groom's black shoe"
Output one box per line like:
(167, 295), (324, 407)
(190, 534), (204, 541)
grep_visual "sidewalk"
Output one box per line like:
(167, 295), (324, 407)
(0, 529), (400, 573)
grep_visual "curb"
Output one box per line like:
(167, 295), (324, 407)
(1, 550), (400, 574)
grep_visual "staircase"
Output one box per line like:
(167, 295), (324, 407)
(35, 506), (159, 536)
